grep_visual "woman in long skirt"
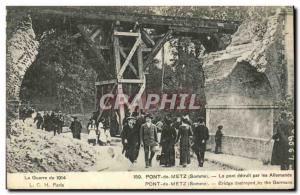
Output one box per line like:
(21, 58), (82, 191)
(176, 117), (193, 167)
(160, 115), (177, 167)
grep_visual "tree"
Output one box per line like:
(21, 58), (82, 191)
(20, 29), (97, 113)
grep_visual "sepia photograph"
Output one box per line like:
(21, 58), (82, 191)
(5, 5), (295, 190)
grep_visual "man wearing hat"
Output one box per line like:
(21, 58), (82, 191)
(192, 116), (209, 167)
(70, 116), (82, 140)
(121, 116), (140, 165)
(140, 113), (158, 168)
(57, 111), (64, 134)
(215, 125), (224, 154)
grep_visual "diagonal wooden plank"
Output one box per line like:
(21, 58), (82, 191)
(77, 24), (112, 77)
(141, 28), (155, 47)
(144, 30), (173, 70)
(90, 28), (102, 42)
(119, 47), (138, 77)
(129, 76), (146, 113)
(117, 36), (141, 79)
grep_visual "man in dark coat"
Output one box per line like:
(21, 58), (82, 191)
(70, 117), (82, 139)
(160, 115), (177, 167)
(34, 112), (43, 129)
(134, 112), (145, 131)
(48, 112), (56, 134)
(215, 125), (224, 154)
(140, 113), (158, 168)
(51, 112), (60, 136)
(57, 111), (64, 134)
(43, 112), (50, 131)
(271, 113), (293, 170)
(192, 117), (209, 167)
(121, 117), (140, 164)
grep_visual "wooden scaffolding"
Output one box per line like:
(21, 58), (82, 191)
(30, 7), (240, 134)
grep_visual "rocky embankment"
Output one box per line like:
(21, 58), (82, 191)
(7, 119), (97, 173)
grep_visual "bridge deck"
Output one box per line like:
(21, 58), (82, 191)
(23, 7), (240, 34)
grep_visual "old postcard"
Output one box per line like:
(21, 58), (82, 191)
(6, 6), (295, 190)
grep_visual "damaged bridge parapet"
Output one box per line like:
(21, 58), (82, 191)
(203, 7), (294, 160)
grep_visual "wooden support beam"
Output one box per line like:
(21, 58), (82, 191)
(141, 29), (155, 47)
(119, 48), (138, 77)
(169, 26), (219, 34)
(117, 36), (142, 79)
(113, 29), (125, 133)
(99, 45), (151, 52)
(77, 25), (107, 65)
(129, 77), (146, 113)
(95, 79), (117, 86)
(128, 43), (146, 113)
(117, 83), (125, 132)
(113, 31), (121, 75)
(114, 31), (140, 36)
(33, 8), (240, 34)
(142, 48), (152, 52)
(90, 28), (102, 41)
(77, 24), (111, 77)
(137, 45), (144, 79)
(144, 30), (173, 70)
(118, 79), (144, 84)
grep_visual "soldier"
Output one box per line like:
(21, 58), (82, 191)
(70, 116), (82, 139)
(215, 125), (224, 154)
(176, 116), (193, 167)
(192, 117), (209, 167)
(140, 113), (158, 168)
(160, 114), (177, 167)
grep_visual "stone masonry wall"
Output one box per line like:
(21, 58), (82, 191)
(6, 15), (39, 133)
(203, 8), (290, 160)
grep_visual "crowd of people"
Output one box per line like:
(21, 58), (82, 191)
(22, 105), (291, 170)
(121, 111), (293, 170)
(20, 107), (64, 136)
(20, 106), (112, 146)
(33, 111), (64, 136)
(34, 111), (112, 146)
(19, 106), (35, 122)
(121, 112), (224, 169)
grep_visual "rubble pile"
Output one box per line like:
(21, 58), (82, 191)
(7, 120), (97, 173)
(203, 8), (285, 85)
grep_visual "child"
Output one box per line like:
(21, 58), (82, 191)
(98, 122), (107, 146)
(87, 120), (97, 146)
